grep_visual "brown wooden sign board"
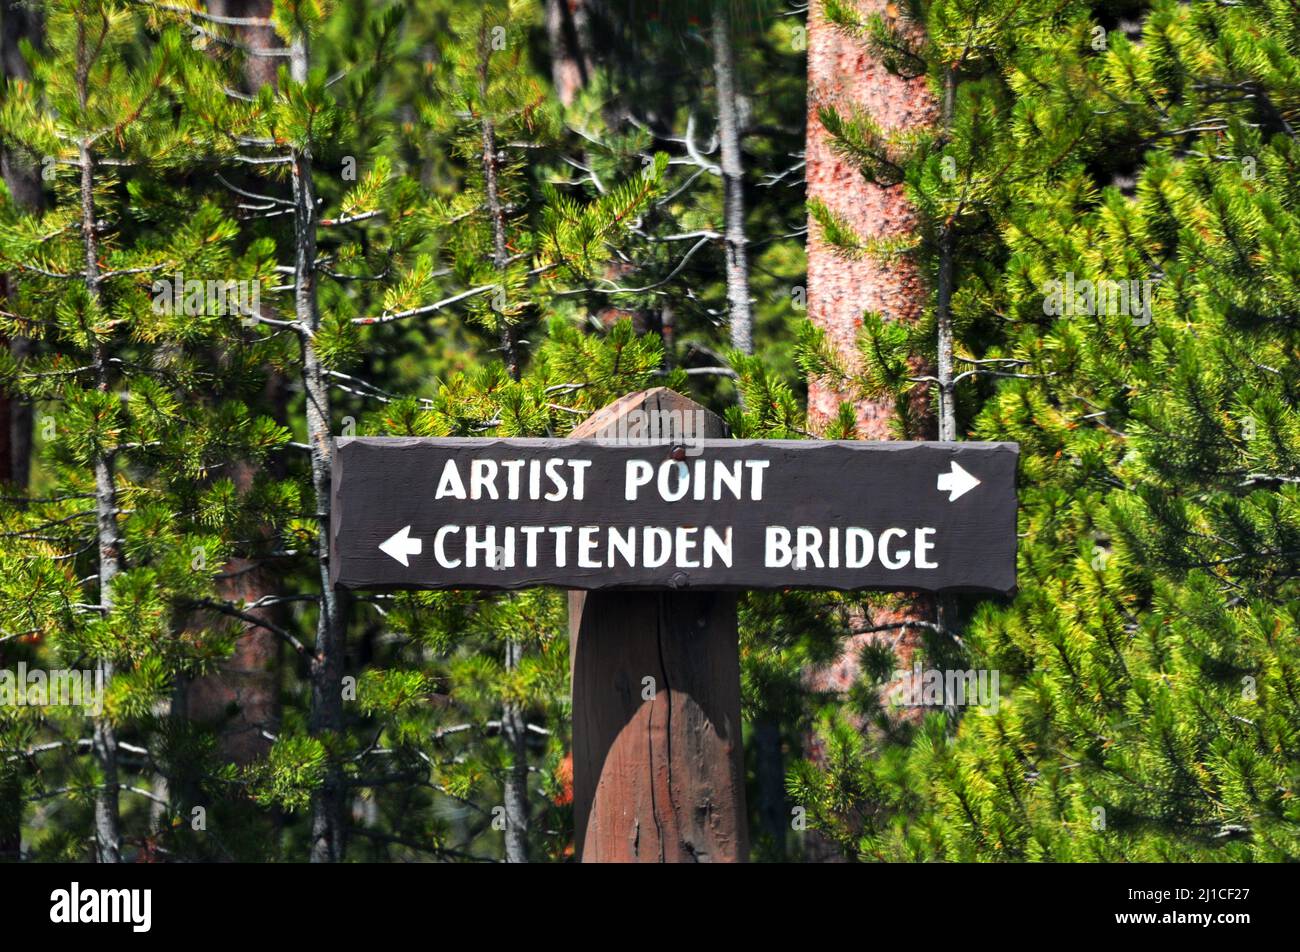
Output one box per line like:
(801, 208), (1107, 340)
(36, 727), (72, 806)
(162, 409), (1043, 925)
(329, 436), (1018, 595)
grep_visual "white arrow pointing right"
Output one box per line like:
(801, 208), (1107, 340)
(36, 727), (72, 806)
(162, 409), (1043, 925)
(936, 461), (980, 502)
(378, 525), (423, 566)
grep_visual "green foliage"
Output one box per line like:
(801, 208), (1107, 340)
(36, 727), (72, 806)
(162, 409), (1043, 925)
(11, 0), (1289, 868)
(793, 0), (1300, 862)
(0, 0), (771, 864)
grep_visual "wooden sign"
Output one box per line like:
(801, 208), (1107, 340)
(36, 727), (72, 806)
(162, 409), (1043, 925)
(329, 436), (1018, 594)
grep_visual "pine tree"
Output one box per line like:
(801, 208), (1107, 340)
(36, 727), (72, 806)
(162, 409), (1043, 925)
(0, 0), (292, 861)
(86, 0), (675, 863)
(790, 0), (1300, 862)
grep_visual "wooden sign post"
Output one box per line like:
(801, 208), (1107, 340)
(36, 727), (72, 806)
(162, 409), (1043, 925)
(329, 388), (1019, 862)
(566, 389), (746, 862)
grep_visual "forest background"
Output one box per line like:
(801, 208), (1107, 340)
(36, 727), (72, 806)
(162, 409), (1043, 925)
(1, 0), (1297, 863)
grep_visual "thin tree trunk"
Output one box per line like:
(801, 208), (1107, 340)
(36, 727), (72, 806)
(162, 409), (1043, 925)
(478, 21), (529, 862)
(935, 67), (957, 443)
(935, 225), (956, 441)
(73, 7), (124, 862)
(501, 641), (530, 864)
(933, 68), (960, 665)
(290, 33), (348, 864)
(86, 145), (123, 864)
(479, 117), (519, 376)
(88, 156), (122, 865)
(712, 3), (753, 355)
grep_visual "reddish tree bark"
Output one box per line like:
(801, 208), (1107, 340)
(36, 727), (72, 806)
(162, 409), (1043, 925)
(1, 0), (43, 490)
(806, 0), (936, 436)
(546, 0), (594, 108)
(803, 0), (937, 792)
(207, 0), (281, 91)
(183, 0), (284, 768)
(184, 530), (281, 764)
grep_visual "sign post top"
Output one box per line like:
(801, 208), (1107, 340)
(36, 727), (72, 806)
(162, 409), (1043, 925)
(568, 386), (727, 440)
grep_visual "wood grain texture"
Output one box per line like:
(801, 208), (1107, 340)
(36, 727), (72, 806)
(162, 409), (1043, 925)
(569, 588), (747, 862)
(569, 390), (746, 862)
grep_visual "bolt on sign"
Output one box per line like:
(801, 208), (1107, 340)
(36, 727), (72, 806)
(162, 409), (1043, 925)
(330, 437), (1018, 594)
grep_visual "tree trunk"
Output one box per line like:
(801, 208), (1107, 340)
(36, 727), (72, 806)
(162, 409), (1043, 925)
(545, 2), (664, 345)
(0, 0), (43, 213)
(478, 21), (529, 860)
(0, 0), (44, 862)
(480, 108), (521, 382)
(288, 32), (349, 864)
(933, 68), (959, 649)
(712, 2), (753, 355)
(87, 146), (122, 864)
(73, 2), (124, 860)
(185, 0), (283, 771)
(935, 67), (957, 443)
(545, 0), (593, 108)
(0, 0), (43, 489)
(804, 0), (938, 858)
(501, 640), (530, 864)
(752, 716), (786, 858)
(207, 0), (281, 90)
(0, 332), (33, 488)
(807, 0), (937, 433)
(185, 549), (282, 764)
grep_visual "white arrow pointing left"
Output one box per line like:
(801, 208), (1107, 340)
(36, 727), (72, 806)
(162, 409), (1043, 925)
(379, 525), (423, 566)
(936, 461), (981, 502)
